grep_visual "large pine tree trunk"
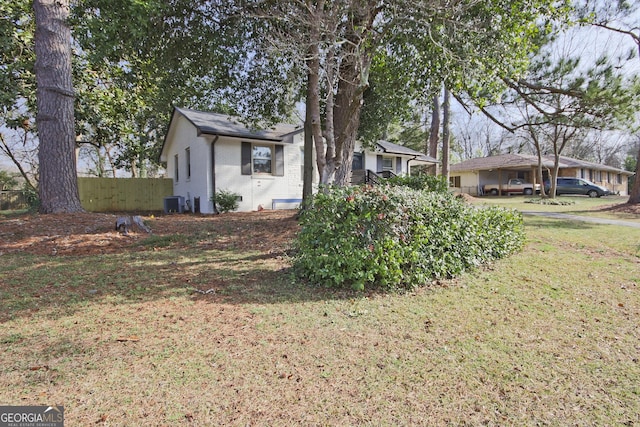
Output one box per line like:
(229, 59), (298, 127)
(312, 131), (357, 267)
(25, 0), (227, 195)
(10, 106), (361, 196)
(629, 146), (640, 204)
(34, 0), (83, 213)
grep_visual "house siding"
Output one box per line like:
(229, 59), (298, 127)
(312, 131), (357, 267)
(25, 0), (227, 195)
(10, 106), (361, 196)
(167, 115), (213, 212)
(558, 167), (626, 195)
(361, 150), (408, 175)
(164, 115), (305, 213)
(454, 172), (481, 195)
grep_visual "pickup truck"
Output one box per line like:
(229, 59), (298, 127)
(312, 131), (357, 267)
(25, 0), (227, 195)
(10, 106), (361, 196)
(483, 179), (541, 196)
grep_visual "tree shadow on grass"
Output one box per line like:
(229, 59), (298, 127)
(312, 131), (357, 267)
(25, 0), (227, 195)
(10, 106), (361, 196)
(524, 217), (597, 230)
(0, 246), (360, 323)
(568, 203), (640, 221)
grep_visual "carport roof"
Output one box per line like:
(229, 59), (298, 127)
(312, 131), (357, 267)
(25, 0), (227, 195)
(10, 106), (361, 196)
(450, 154), (633, 175)
(450, 154), (547, 171)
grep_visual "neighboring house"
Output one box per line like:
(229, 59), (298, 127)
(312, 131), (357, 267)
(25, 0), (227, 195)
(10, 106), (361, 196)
(351, 140), (438, 184)
(450, 153), (633, 196)
(160, 107), (438, 213)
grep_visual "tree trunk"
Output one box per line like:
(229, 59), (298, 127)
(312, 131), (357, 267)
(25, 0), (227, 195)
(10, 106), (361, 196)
(305, 13), (328, 186)
(332, 5), (373, 187)
(527, 123), (547, 197)
(302, 69), (315, 206)
(549, 147), (561, 198)
(427, 94), (440, 159)
(628, 146), (640, 204)
(535, 149), (547, 197)
(333, 66), (366, 186)
(441, 87), (450, 182)
(34, 0), (83, 213)
(0, 132), (38, 192)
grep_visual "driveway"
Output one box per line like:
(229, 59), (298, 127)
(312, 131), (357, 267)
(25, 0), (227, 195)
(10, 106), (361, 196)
(522, 211), (640, 228)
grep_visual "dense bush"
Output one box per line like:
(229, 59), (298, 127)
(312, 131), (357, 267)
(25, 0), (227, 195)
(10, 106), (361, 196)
(294, 185), (524, 291)
(385, 173), (449, 193)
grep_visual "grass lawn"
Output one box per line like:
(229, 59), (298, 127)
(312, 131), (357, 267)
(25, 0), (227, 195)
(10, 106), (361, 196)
(475, 194), (640, 222)
(0, 201), (639, 425)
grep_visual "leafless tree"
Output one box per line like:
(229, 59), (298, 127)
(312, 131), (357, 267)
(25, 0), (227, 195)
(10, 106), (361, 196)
(0, 126), (39, 192)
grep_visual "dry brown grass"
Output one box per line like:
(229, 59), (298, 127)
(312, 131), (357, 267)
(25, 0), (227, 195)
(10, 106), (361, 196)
(1, 207), (639, 425)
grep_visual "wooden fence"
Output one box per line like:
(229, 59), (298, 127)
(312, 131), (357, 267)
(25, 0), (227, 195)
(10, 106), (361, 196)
(0, 191), (30, 210)
(78, 177), (173, 212)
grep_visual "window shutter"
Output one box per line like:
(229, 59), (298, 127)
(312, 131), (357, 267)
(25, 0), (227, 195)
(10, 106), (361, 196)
(376, 155), (382, 173)
(396, 156), (402, 174)
(274, 145), (284, 176)
(241, 142), (251, 175)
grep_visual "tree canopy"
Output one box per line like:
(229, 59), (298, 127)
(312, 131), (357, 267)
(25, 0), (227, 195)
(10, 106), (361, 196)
(3, 0), (639, 202)
(71, 0), (241, 176)
(225, 0), (569, 185)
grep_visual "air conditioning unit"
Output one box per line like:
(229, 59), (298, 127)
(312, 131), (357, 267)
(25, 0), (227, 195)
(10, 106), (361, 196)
(163, 196), (185, 214)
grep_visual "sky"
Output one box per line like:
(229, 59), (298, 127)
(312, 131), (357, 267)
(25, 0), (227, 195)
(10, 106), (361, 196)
(450, 18), (640, 161)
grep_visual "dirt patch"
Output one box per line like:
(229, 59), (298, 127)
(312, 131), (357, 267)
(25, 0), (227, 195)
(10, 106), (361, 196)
(3, 200), (637, 256)
(455, 192), (485, 204)
(0, 210), (299, 256)
(597, 202), (640, 215)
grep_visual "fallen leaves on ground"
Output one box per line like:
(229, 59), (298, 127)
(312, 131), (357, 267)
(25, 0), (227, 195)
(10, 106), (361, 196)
(0, 210), (299, 256)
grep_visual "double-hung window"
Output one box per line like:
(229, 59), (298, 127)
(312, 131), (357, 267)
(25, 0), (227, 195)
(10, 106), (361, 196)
(252, 145), (272, 174)
(241, 142), (284, 176)
(382, 157), (393, 172)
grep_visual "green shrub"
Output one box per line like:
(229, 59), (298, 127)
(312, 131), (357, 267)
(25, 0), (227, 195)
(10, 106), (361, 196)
(23, 187), (40, 212)
(385, 173), (449, 193)
(213, 190), (240, 213)
(294, 185), (524, 291)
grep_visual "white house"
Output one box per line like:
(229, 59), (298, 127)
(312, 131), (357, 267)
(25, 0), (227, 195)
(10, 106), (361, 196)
(160, 107), (438, 213)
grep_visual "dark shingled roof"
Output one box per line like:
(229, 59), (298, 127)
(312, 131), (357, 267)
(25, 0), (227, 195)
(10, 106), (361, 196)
(376, 140), (438, 163)
(175, 107), (302, 142)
